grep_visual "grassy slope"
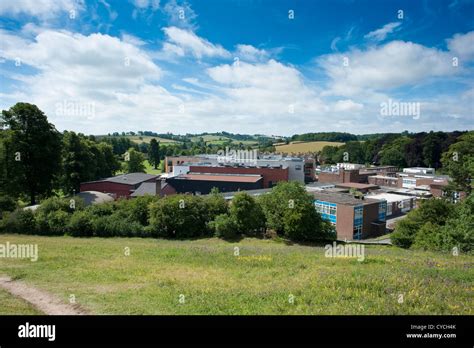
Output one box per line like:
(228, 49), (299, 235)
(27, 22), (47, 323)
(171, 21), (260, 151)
(0, 235), (472, 315)
(0, 288), (42, 315)
(275, 141), (345, 154)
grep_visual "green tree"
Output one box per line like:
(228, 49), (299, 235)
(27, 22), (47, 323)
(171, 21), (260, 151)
(148, 138), (160, 169)
(229, 192), (266, 236)
(441, 131), (474, 195)
(62, 131), (95, 194)
(123, 148), (146, 173)
(379, 137), (411, 168)
(259, 182), (335, 242)
(391, 198), (454, 249)
(1, 103), (61, 204)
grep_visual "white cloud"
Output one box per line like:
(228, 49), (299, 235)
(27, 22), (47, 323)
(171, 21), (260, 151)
(0, 29), (164, 132)
(446, 31), (474, 60)
(364, 22), (401, 42)
(0, 0), (84, 19)
(162, 26), (230, 59)
(130, 0), (160, 10)
(234, 44), (269, 62)
(163, 0), (197, 30)
(333, 99), (364, 112)
(319, 40), (456, 96)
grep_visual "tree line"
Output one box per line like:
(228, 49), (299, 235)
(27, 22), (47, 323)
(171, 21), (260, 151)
(0, 181), (335, 244)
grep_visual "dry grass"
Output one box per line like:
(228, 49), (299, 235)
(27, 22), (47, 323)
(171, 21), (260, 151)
(275, 141), (344, 154)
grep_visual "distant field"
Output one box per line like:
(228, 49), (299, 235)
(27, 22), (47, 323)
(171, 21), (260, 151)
(0, 235), (472, 315)
(275, 141), (344, 154)
(127, 136), (177, 144)
(191, 135), (258, 146)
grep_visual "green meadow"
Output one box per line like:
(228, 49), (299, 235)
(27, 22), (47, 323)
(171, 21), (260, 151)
(0, 234), (472, 315)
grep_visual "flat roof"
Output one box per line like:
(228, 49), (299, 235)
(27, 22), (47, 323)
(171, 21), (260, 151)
(368, 192), (415, 203)
(82, 173), (159, 186)
(217, 188), (273, 199)
(175, 173), (262, 183)
(335, 183), (379, 189)
(369, 175), (398, 180)
(311, 191), (378, 206)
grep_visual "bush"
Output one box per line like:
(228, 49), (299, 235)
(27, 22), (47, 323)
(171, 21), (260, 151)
(392, 198), (454, 249)
(68, 210), (94, 237)
(46, 210), (70, 235)
(114, 196), (156, 226)
(35, 196), (84, 235)
(210, 214), (238, 240)
(148, 195), (210, 238)
(92, 214), (144, 237)
(229, 192), (265, 236)
(259, 182), (335, 242)
(3, 209), (37, 234)
(0, 195), (17, 217)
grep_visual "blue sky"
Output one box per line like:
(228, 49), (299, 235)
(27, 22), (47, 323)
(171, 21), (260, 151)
(0, 0), (473, 135)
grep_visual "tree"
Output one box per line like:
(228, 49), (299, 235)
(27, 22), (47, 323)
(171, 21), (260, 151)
(391, 198), (454, 249)
(1, 103), (61, 204)
(259, 182), (335, 242)
(62, 131), (95, 194)
(441, 131), (474, 195)
(229, 192), (265, 236)
(379, 136), (411, 168)
(148, 138), (160, 169)
(123, 148), (146, 173)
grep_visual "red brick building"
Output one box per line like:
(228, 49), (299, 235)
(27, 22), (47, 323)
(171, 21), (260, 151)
(188, 165), (288, 188)
(80, 173), (159, 199)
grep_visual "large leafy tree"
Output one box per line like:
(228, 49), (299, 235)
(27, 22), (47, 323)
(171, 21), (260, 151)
(62, 131), (95, 194)
(148, 138), (160, 169)
(1, 103), (61, 204)
(123, 148), (146, 173)
(441, 131), (474, 195)
(259, 182), (335, 242)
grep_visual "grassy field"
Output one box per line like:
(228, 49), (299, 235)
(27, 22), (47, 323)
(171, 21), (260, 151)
(0, 234), (472, 315)
(275, 141), (345, 154)
(143, 159), (161, 174)
(127, 135), (177, 144)
(191, 135), (258, 146)
(0, 288), (41, 315)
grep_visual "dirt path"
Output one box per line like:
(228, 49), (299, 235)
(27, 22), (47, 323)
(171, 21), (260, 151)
(0, 276), (88, 315)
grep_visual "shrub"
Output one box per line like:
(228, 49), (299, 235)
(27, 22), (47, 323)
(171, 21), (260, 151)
(204, 189), (228, 222)
(148, 194), (209, 238)
(46, 210), (70, 235)
(259, 182), (335, 242)
(210, 214), (238, 240)
(392, 198), (454, 249)
(115, 196), (156, 226)
(229, 192), (265, 236)
(0, 195), (17, 217)
(68, 210), (94, 237)
(3, 209), (37, 234)
(93, 214), (144, 237)
(35, 196), (85, 235)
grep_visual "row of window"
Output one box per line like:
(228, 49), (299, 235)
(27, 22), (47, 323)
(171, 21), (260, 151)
(353, 205), (364, 240)
(315, 200), (337, 224)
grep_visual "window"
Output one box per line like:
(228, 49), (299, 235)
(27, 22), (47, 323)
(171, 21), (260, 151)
(378, 201), (387, 222)
(353, 225), (362, 240)
(314, 200), (337, 224)
(353, 205), (363, 239)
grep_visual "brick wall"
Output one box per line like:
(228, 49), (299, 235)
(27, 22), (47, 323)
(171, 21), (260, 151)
(189, 165), (288, 188)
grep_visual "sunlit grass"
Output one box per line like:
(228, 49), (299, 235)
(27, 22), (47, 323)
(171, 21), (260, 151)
(0, 234), (472, 315)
